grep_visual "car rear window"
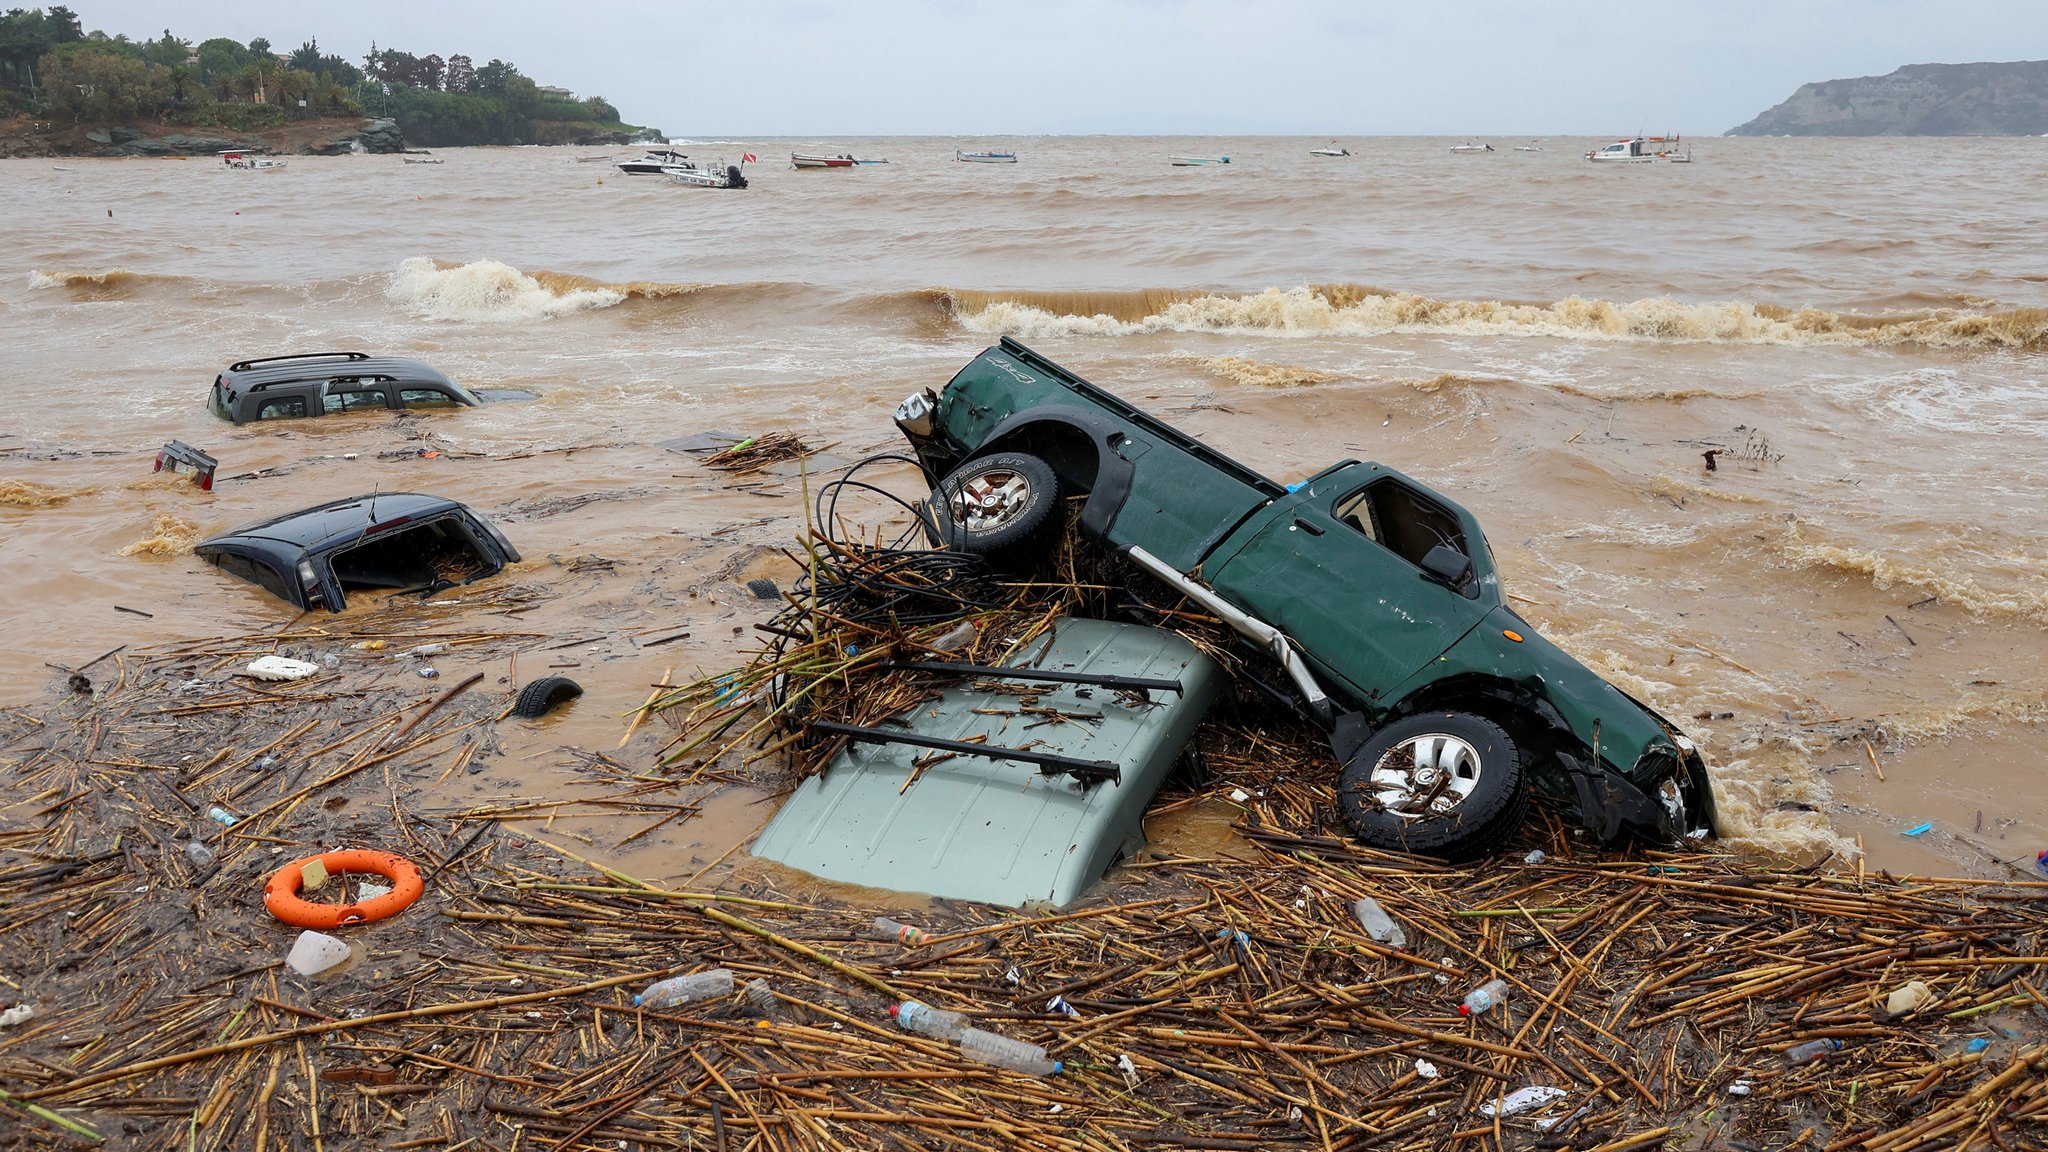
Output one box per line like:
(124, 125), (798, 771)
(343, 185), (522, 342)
(256, 397), (307, 420)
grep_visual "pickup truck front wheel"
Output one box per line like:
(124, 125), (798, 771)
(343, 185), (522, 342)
(928, 452), (1061, 554)
(1337, 712), (1529, 862)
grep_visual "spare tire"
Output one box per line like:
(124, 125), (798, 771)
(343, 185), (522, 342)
(513, 675), (583, 718)
(927, 452), (1060, 554)
(1337, 711), (1529, 862)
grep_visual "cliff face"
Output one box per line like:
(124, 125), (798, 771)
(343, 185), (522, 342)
(1728, 61), (2048, 136)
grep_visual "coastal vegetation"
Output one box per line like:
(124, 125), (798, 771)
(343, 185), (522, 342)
(0, 4), (639, 146)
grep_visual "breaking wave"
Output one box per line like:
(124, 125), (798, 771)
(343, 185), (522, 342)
(386, 258), (650, 322)
(119, 513), (203, 558)
(1773, 522), (2048, 627)
(941, 283), (2048, 350)
(0, 480), (76, 508)
(1190, 355), (1338, 389)
(27, 268), (175, 299)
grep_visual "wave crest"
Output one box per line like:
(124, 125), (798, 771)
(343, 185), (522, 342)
(1774, 522), (2048, 626)
(386, 258), (633, 322)
(945, 283), (2048, 350)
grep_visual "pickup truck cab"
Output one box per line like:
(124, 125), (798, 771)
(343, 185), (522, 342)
(894, 337), (1717, 859)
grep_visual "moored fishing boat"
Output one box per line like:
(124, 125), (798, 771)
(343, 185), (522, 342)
(792, 152), (887, 168)
(219, 149), (286, 171)
(1169, 154), (1230, 166)
(667, 155), (753, 189)
(1309, 142), (1350, 157)
(1586, 134), (1686, 162)
(616, 147), (695, 175)
(956, 149), (1018, 163)
(1449, 141), (1494, 153)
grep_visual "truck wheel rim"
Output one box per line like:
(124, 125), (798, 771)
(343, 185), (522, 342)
(951, 470), (1033, 532)
(1368, 733), (1482, 817)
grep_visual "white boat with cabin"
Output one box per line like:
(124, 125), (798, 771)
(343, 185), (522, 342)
(666, 158), (750, 189)
(1449, 141), (1494, 153)
(617, 147), (697, 175)
(1586, 135), (1687, 163)
(1169, 154), (1230, 166)
(219, 149), (286, 171)
(1309, 142), (1351, 157)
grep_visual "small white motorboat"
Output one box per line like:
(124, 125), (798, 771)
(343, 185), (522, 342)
(401, 155), (444, 165)
(1514, 141), (1544, 152)
(1586, 135), (1685, 163)
(1309, 142), (1351, 157)
(667, 156), (751, 189)
(1169, 155), (1231, 166)
(617, 147), (696, 175)
(956, 149), (1018, 163)
(1449, 142), (1494, 153)
(219, 149), (286, 171)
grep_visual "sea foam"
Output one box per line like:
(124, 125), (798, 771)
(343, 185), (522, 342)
(386, 257), (626, 322)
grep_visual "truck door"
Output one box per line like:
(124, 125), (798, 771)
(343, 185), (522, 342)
(1206, 467), (1495, 707)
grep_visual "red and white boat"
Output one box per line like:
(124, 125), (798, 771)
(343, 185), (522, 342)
(1586, 135), (1689, 163)
(219, 149), (287, 171)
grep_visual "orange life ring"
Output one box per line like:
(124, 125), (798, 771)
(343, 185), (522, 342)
(264, 850), (424, 929)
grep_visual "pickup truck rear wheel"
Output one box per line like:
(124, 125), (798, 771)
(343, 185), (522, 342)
(1337, 711), (1529, 862)
(928, 452), (1060, 554)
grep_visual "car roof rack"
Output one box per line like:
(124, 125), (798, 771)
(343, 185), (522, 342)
(245, 372), (397, 392)
(228, 351), (370, 372)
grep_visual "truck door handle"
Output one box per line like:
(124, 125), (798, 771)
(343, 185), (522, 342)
(1292, 517), (1325, 536)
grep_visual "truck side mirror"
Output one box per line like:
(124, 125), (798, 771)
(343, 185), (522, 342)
(1420, 544), (1472, 588)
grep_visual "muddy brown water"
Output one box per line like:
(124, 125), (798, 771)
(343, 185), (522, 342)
(3, 136), (2045, 880)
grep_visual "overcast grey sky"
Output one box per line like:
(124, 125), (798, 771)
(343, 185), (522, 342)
(73, 1), (2048, 135)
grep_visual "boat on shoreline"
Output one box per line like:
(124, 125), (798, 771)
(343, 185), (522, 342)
(219, 149), (286, 171)
(1586, 135), (1687, 163)
(1169, 154), (1230, 166)
(956, 150), (1018, 163)
(792, 153), (887, 168)
(616, 147), (696, 175)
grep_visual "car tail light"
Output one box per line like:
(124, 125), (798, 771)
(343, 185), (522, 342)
(298, 560), (324, 608)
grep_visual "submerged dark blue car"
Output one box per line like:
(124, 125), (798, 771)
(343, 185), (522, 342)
(195, 493), (519, 611)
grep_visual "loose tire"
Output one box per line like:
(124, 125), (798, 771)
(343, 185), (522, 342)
(1337, 711), (1529, 862)
(513, 675), (583, 719)
(927, 452), (1060, 554)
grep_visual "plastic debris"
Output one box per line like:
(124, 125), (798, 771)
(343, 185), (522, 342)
(743, 979), (779, 1019)
(1459, 978), (1509, 1017)
(635, 968), (734, 1009)
(1902, 822), (1934, 837)
(959, 1027), (1061, 1075)
(0, 1004), (33, 1028)
(1116, 1053), (1140, 1088)
(1524, 849), (1547, 864)
(1228, 788), (1250, 802)
(184, 840), (215, 869)
(286, 930), (354, 977)
(931, 621), (976, 651)
(872, 916), (930, 946)
(299, 857), (329, 893)
(245, 655), (321, 682)
(208, 806), (239, 827)
(1728, 1079), (1753, 1096)
(1352, 896), (1407, 948)
(1216, 927), (1251, 949)
(1885, 980), (1934, 1016)
(1415, 1059), (1439, 1079)
(1479, 1085), (1567, 1118)
(1966, 1038), (1991, 1054)
(1787, 1038), (1844, 1065)
(891, 1001), (967, 1039)
(2035, 849), (2047, 878)
(1046, 995), (1080, 1019)
(358, 881), (393, 901)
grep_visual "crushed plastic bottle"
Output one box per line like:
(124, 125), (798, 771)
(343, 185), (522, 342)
(634, 968), (734, 1009)
(959, 1027), (1061, 1075)
(1786, 1038), (1843, 1065)
(872, 916), (930, 946)
(890, 1000), (968, 1040)
(743, 979), (779, 1020)
(931, 621), (976, 652)
(1458, 978), (1510, 1017)
(1523, 849), (1547, 864)
(184, 840), (215, 869)
(1479, 1085), (1567, 1118)
(1351, 896), (1407, 948)
(417, 667), (440, 680)
(1046, 995), (1080, 1019)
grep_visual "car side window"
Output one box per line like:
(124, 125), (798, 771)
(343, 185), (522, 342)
(256, 397), (307, 420)
(324, 388), (390, 414)
(399, 387), (460, 409)
(1332, 480), (1468, 571)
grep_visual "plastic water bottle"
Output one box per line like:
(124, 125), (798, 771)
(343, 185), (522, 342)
(743, 979), (779, 1020)
(1458, 978), (1510, 1017)
(1786, 1038), (1843, 1065)
(1351, 897), (1407, 948)
(207, 806), (239, 827)
(872, 917), (930, 946)
(890, 1001), (968, 1040)
(184, 840), (215, 869)
(931, 621), (976, 651)
(633, 968), (733, 1009)
(959, 1027), (1061, 1075)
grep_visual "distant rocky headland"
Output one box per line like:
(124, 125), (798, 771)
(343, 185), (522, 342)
(1729, 60), (2048, 136)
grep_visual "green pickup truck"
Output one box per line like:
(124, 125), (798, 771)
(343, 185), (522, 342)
(893, 337), (1718, 860)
